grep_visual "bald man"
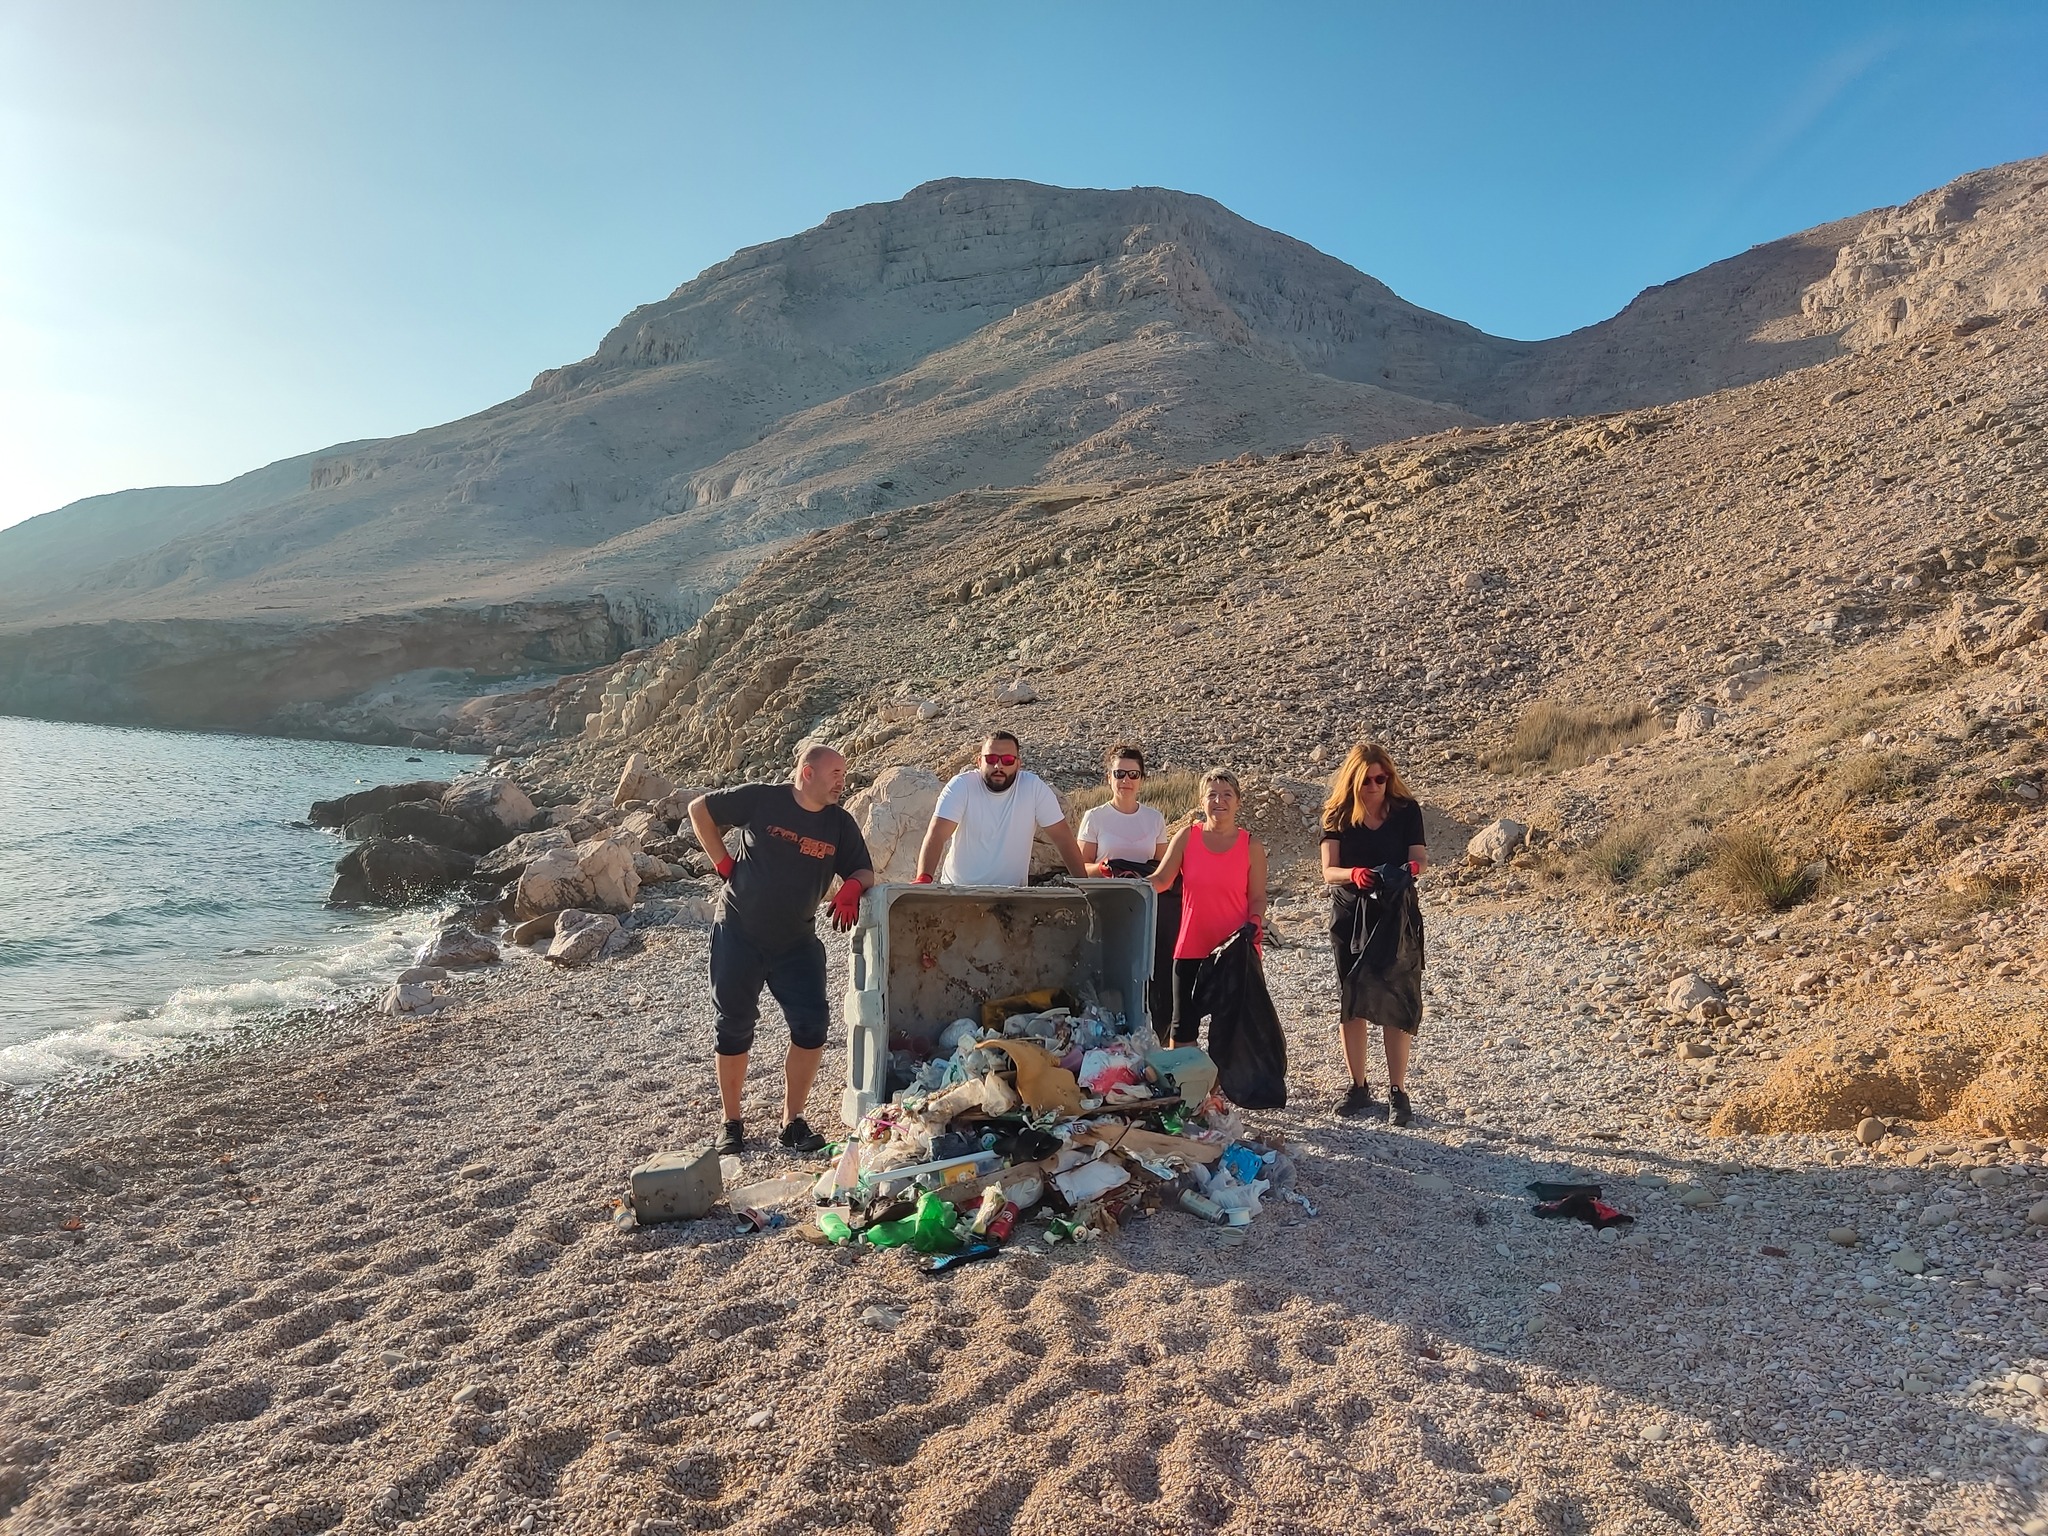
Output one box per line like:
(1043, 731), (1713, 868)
(687, 745), (875, 1157)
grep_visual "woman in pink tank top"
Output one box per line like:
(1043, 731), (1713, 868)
(1149, 769), (1268, 1047)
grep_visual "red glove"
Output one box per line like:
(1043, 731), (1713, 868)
(714, 855), (735, 880)
(1407, 859), (1423, 878)
(1089, 860), (1114, 878)
(1349, 866), (1376, 890)
(913, 872), (934, 885)
(829, 878), (865, 932)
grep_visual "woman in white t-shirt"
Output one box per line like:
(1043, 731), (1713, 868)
(1078, 745), (1177, 1042)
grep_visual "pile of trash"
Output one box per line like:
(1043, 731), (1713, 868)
(738, 995), (1303, 1272)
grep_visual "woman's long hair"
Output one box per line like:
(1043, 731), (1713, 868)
(1321, 742), (1416, 833)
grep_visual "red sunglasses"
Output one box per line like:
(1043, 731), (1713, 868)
(983, 753), (1018, 767)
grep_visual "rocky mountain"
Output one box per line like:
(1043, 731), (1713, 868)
(2, 158), (2044, 735)
(547, 286), (2048, 1142)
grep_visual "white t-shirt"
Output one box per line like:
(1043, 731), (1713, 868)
(934, 769), (1067, 886)
(1078, 801), (1168, 866)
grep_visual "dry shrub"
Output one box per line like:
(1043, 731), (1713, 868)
(1707, 826), (1817, 911)
(1487, 701), (1658, 772)
(1065, 768), (1202, 822)
(1582, 821), (1657, 885)
(1825, 750), (1920, 809)
(1932, 871), (2025, 920)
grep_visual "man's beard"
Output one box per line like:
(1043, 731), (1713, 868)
(982, 770), (1016, 793)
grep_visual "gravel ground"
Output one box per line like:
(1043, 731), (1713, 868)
(3, 892), (2045, 1535)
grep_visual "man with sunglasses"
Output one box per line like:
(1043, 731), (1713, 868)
(913, 731), (1086, 886)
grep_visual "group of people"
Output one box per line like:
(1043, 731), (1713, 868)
(685, 731), (1428, 1157)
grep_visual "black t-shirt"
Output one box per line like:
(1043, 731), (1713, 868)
(1325, 798), (1426, 937)
(1323, 800), (1426, 877)
(702, 783), (872, 952)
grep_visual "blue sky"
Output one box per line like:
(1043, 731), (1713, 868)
(2, 1), (2045, 530)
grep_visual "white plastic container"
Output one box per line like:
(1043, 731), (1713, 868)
(838, 879), (1156, 1128)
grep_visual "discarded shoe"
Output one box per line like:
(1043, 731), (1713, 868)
(1389, 1088), (1413, 1128)
(1336, 1083), (1378, 1119)
(715, 1120), (745, 1156)
(777, 1117), (826, 1155)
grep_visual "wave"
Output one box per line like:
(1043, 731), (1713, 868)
(0, 909), (447, 1089)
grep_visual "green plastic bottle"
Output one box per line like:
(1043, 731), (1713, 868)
(910, 1191), (963, 1253)
(817, 1211), (854, 1244)
(861, 1216), (918, 1248)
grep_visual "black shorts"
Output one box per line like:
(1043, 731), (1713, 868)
(710, 919), (829, 1055)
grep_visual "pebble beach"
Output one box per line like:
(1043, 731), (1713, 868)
(5, 886), (2044, 1535)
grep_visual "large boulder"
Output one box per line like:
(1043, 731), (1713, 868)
(416, 925), (500, 970)
(309, 780), (449, 829)
(614, 751), (676, 808)
(845, 765), (943, 884)
(1464, 818), (1528, 866)
(328, 838), (478, 907)
(473, 826), (574, 883)
(345, 800), (505, 854)
(440, 774), (537, 835)
(514, 834), (641, 917)
(546, 909), (621, 966)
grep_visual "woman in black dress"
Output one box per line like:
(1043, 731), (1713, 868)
(1321, 742), (1429, 1123)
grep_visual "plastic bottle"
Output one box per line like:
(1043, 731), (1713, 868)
(726, 1173), (813, 1211)
(816, 1211), (854, 1244)
(911, 1191), (963, 1254)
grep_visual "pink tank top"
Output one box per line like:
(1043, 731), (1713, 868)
(1175, 827), (1251, 960)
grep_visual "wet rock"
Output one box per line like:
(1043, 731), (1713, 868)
(416, 926), (499, 970)
(346, 800), (506, 854)
(545, 909), (620, 967)
(329, 838), (478, 908)
(308, 780), (450, 830)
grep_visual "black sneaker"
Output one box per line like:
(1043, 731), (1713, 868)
(1389, 1088), (1413, 1128)
(714, 1119), (744, 1156)
(1336, 1082), (1377, 1119)
(777, 1117), (826, 1155)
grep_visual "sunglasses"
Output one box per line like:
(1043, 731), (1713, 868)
(1362, 772), (1388, 785)
(1111, 769), (1143, 780)
(983, 754), (1018, 767)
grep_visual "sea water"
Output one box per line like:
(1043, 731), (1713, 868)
(0, 716), (482, 1087)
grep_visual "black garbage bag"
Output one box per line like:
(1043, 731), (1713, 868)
(1193, 923), (1289, 1110)
(1337, 865), (1425, 1037)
